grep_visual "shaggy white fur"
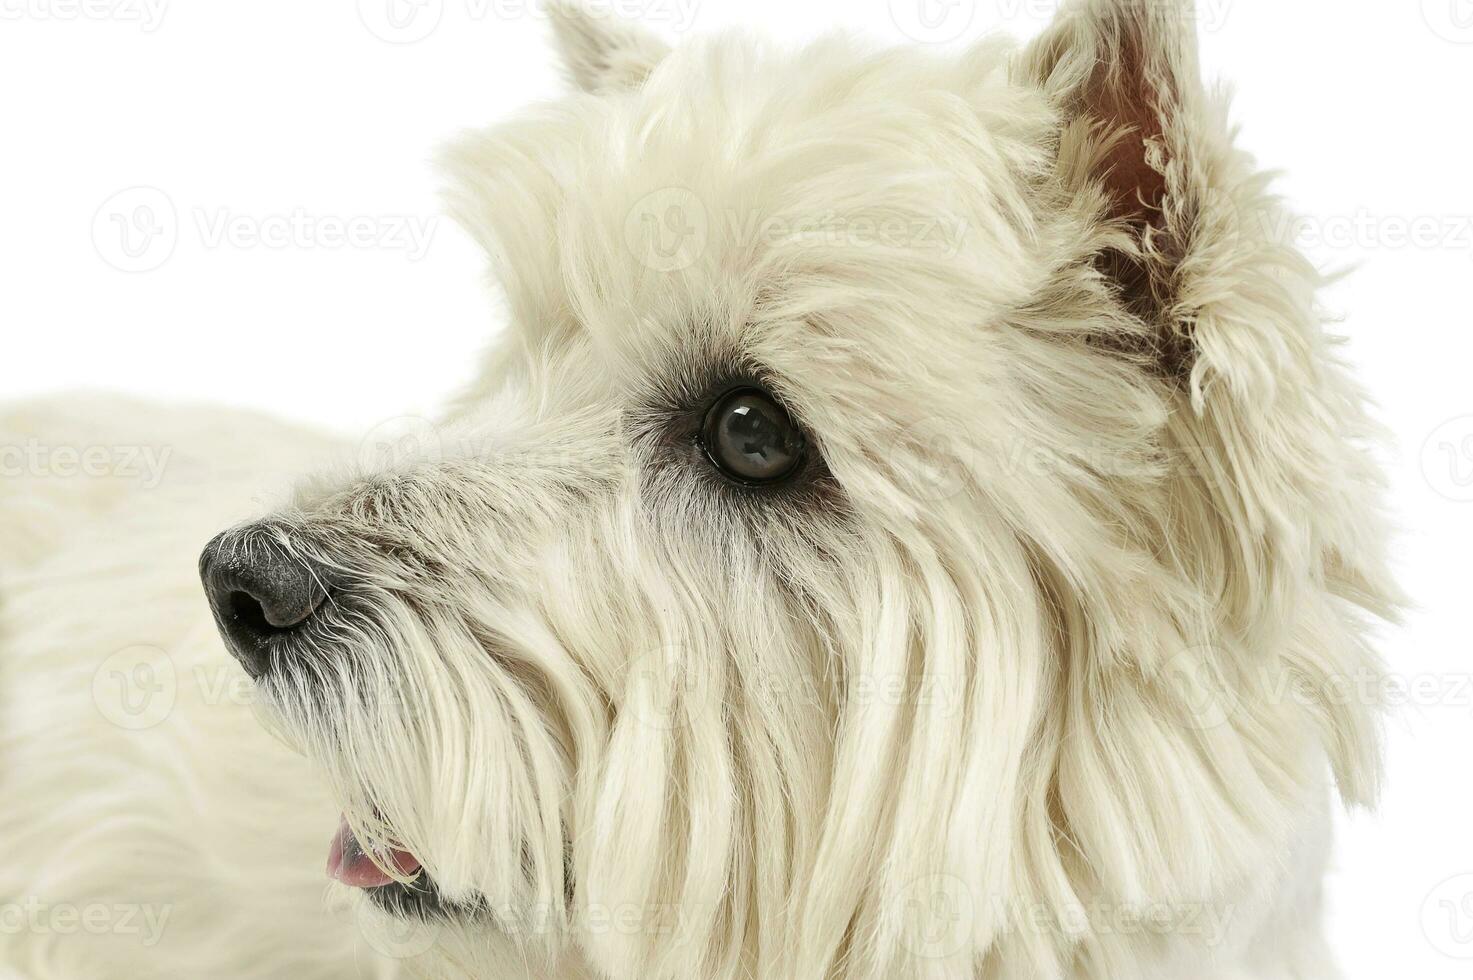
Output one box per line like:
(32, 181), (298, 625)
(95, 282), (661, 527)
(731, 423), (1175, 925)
(0, 1), (1397, 978)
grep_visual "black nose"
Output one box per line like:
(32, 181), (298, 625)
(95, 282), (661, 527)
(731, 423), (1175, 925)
(199, 527), (327, 679)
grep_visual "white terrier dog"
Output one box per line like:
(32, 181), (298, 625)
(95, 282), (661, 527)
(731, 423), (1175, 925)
(0, 1), (1398, 978)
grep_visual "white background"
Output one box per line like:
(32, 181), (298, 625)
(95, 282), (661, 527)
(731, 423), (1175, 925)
(2, 1), (1471, 976)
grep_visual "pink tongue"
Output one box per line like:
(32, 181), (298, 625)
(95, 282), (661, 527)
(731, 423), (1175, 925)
(326, 814), (422, 888)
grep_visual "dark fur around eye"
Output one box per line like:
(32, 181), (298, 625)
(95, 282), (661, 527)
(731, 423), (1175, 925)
(629, 362), (836, 508)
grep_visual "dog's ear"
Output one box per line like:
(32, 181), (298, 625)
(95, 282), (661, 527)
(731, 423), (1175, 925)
(1018, 0), (1399, 820)
(1019, 0), (1205, 381)
(546, 0), (671, 94)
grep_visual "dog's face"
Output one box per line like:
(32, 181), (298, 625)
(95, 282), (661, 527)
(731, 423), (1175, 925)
(200, 1), (1393, 976)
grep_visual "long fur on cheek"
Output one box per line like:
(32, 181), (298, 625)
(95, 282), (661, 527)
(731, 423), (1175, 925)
(258, 602), (574, 920)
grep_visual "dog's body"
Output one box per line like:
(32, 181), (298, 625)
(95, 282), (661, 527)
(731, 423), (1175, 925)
(1, 2), (1396, 978)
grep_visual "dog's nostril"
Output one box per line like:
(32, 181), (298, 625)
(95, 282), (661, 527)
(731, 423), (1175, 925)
(200, 527), (330, 678)
(228, 581), (319, 632)
(229, 590), (285, 634)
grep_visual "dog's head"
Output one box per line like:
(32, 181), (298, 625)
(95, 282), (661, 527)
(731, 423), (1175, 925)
(200, 1), (1395, 975)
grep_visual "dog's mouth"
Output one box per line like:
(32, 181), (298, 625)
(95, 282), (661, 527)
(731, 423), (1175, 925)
(325, 813), (422, 888)
(325, 813), (468, 919)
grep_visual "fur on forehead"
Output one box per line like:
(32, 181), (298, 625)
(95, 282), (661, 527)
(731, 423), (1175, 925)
(436, 24), (1120, 540)
(440, 29), (1062, 357)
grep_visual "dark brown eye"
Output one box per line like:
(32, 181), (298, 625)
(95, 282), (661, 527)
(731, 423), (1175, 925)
(699, 387), (807, 485)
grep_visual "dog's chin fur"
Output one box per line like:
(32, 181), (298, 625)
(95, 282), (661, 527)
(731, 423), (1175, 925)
(0, 1), (1397, 978)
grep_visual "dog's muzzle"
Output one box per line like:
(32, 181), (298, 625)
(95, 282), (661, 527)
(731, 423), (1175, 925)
(199, 525), (327, 678)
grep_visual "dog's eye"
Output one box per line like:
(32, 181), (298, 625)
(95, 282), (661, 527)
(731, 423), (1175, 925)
(699, 387), (807, 485)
